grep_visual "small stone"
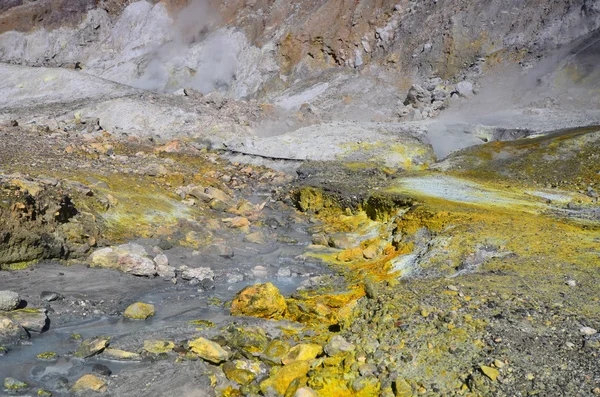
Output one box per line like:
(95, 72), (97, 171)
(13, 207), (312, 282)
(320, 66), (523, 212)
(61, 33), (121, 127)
(153, 254), (169, 267)
(0, 291), (20, 311)
(205, 187), (236, 207)
(92, 364), (112, 376)
(493, 359), (505, 368)
(102, 348), (142, 361)
(294, 387), (318, 397)
(123, 302), (155, 319)
(324, 335), (355, 356)
(252, 265), (268, 278)
(447, 285), (459, 292)
(566, 279), (577, 287)
(580, 326), (597, 336)
(244, 231), (267, 244)
(71, 374), (107, 393)
(188, 337), (230, 364)
(262, 339), (291, 365)
(456, 81), (474, 97)
(565, 342), (575, 349)
(143, 340), (175, 354)
(74, 337), (109, 358)
(358, 363), (377, 376)
(394, 377), (412, 397)
(181, 267), (214, 282)
(230, 282), (287, 320)
(224, 216), (250, 228)
(223, 361), (256, 385)
(40, 291), (64, 302)
(3, 377), (28, 391)
(480, 365), (499, 381)
(156, 264), (176, 279)
(118, 254), (157, 277)
(260, 360), (310, 396)
(362, 245), (378, 259)
(36, 351), (58, 360)
(281, 343), (323, 365)
(277, 267), (292, 278)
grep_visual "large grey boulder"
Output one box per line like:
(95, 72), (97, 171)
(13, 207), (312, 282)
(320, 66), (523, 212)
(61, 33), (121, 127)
(0, 291), (20, 311)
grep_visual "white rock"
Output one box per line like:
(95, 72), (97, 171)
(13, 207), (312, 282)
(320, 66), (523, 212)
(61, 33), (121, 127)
(580, 326), (597, 336)
(181, 267), (214, 281)
(456, 81), (474, 97)
(154, 254), (169, 267)
(0, 291), (20, 311)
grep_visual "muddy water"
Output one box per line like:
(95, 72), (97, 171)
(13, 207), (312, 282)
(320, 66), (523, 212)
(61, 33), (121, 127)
(0, 199), (330, 394)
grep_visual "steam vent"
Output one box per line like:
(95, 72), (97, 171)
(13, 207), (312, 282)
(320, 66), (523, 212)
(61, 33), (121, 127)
(1, 0), (600, 396)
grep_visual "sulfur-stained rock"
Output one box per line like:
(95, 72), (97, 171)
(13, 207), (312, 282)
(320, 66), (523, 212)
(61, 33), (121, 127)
(71, 374), (107, 393)
(205, 187), (236, 207)
(143, 340), (175, 354)
(101, 348), (142, 361)
(74, 337), (109, 358)
(259, 360), (310, 395)
(4, 308), (49, 333)
(281, 343), (323, 365)
(88, 247), (120, 269)
(223, 361), (256, 385)
(225, 326), (269, 355)
(3, 377), (28, 391)
(262, 339), (291, 365)
(480, 365), (499, 381)
(123, 302), (155, 319)
(0, 317), (28, 345)
(362, 244), (378, 259)
(230, 282), (287, 320)
(189, 337), (230, 364)
(394, 377), (413, 397)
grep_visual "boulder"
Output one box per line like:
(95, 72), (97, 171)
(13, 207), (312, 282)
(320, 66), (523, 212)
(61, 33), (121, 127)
(189, 337), (230, 364)
(89, 244), (157, 277)
(404, 84), (431, 107)
(3, 377), (28, 392)
(281, 343), (323, 365)
(71, 374), (107, 393)
(123, 302), (155, 319)
(230, 282), (287, 320)
(260, 360), (310, 395)
(456, 81), (474, 97)
(223, 361), (256, 385)
(4, 309), (49, 333)
(180, 266), (214, 281)
(0, 291), (20, 311)
(118, 254), (156, 277)
(143, 340), (175, 354)
(74, 337), (109, 358)
(0, 318), (28, 345)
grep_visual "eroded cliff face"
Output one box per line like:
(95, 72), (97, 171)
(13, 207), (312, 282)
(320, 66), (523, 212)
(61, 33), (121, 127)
(1, 0), (598, 102)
